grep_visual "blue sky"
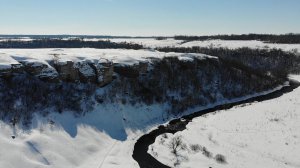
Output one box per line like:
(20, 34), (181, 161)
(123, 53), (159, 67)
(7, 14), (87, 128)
(0, 0), (299, 36)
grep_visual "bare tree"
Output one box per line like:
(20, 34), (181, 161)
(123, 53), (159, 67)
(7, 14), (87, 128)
(168, 136), (187, 156)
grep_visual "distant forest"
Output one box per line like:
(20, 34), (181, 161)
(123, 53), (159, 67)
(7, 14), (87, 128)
(0, 35), (155, 39)
(0, 39), (143, 49)
(175, 33), (300, 44)
(157, 46), (300, 78)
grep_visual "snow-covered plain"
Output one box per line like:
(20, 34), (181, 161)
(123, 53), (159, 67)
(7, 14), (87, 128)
(109, 38), (300, 53)
(180, 40), (300, 53)
(149, 76), (300, 168)
(109, 38), (184, 48)
(0, 48), (211, 67)
(1, 37), (300, 53)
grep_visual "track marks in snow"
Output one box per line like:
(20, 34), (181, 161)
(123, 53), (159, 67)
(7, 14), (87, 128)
(26, 141), (50, 166)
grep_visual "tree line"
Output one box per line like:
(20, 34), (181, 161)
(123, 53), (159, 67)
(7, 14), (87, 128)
(0, 39), (143, 49)
(174, 33), (300, 44)
(157, 46), (300, 79)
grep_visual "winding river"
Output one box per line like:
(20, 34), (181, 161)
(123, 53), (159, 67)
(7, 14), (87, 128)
(132, 79), (300, 168)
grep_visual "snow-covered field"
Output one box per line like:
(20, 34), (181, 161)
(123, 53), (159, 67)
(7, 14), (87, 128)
(180, 40), (300, 53)
(109, 38), (300, 53)
(0, 48), (210, 68)
(149, 76), (300, 168)
(109, 38), (183, 48)
(1, 37), (300, 53)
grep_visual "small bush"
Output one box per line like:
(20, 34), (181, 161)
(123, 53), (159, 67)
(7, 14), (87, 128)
(215, 154), (227, 164)
(162, 133), (168, 139)
(202, 147), (213, 158)
(190, 144), (202, 152)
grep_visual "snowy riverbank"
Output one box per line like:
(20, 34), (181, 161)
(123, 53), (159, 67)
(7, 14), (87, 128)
(149, 75), (300, 168)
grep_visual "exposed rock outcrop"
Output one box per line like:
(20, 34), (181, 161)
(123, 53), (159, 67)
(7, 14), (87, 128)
(93, 59), (114, 87)
(52, 59), (114, 85)
(20, 61), (59, 82)
(54, 61), (80, 82)
(0, 59), (107, 83)
(76, 61), (97, 83)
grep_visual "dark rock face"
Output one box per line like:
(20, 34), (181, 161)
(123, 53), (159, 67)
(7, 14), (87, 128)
(138, 62), (149, 75)
(114, 65), (139, 78)
(77, 61), (97, 83)
(11, 64), (24, 73)
(114, 62), (149, 78)
(22, 62), (48, 75)
(0, 63), (23, 78)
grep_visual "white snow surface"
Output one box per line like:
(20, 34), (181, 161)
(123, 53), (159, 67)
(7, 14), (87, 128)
(180, 40), (300, 53)
(149, 75), (300, 168)
(0, 37), (33, 42)
(0, 53), (21, 70)
(0, 48), (212, 67)
(0, 102), (170, 168)
(109, 38), (300, 53)
(109, 38), (184, 48)
(1, 37), (300, 53)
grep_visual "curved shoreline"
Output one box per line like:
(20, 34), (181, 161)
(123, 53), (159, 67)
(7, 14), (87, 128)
(132, 79), (300, 168)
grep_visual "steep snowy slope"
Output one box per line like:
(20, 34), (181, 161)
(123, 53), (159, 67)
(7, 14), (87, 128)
(149, 76), (300, 168)
(0, 102), (168, 168)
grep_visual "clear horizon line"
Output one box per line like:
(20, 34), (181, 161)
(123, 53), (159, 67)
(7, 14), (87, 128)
(0, 32), (300, 38)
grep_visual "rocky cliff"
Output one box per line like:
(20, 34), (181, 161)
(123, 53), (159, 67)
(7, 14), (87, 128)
(0, 50), (285, 125)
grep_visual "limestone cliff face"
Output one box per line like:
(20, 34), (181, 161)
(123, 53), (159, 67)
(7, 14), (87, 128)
(93, 59), (114, 87)
(0, 59), (116, 86)
(0, 55), (284, 125)
(54, 61), (80, 82)
(21, 61), (59, 82)
(0, 56), (153, 87)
